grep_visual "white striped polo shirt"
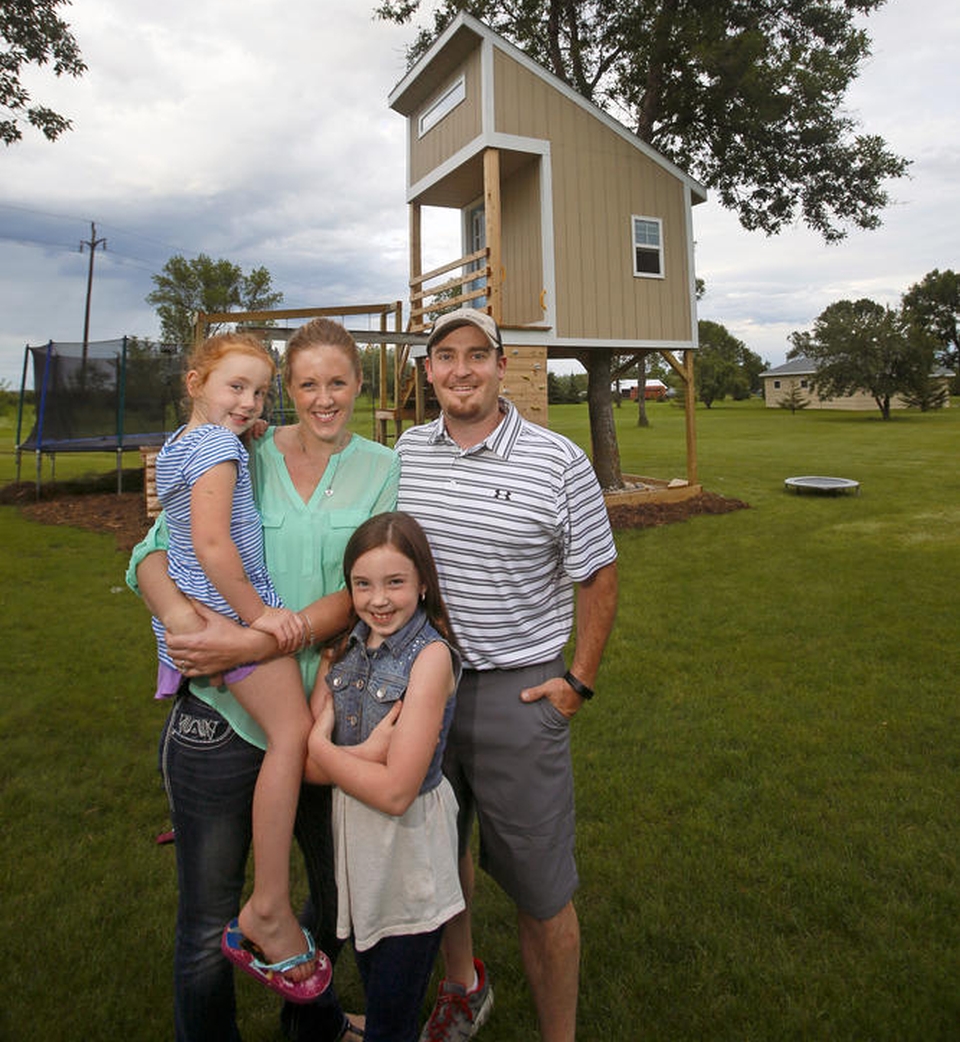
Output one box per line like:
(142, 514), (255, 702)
(396, 400), (617, 671)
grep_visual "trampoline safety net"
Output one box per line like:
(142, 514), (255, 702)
(18, 337), (184, 454)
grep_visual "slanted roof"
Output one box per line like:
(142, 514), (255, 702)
(759, 356), (817, 378)
(388, 11), (707, 205)
(760, 356), (956, 379)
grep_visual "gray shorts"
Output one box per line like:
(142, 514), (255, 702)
(443, 656), (578, 920)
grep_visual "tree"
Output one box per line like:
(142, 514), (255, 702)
(696, 319), (755, 407)
(378, 1), (906, 242)
(548, 369), (586, 404)
(901, 269), (960, 378)
(146, 254), (284, 348)
(1, 0), (86, 145)
(898, 374), (949, 413)
(777, 384), (810, 413)
(789, 298), (937, 420)
(376, 0), (907, 485)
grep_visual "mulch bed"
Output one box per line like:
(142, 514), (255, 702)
(605, 490), (749, 530)
(3, 480), (749, 552)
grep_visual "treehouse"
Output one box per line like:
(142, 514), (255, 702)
(387, 11), (707, 484)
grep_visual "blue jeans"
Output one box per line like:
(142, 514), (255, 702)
(353, 927), (444, 1042)
(160, 692), (347, 1042)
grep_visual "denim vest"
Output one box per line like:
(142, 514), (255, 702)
(326, 608), (460, 794)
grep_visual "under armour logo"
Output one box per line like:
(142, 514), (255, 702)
(493, 489), (512, 500)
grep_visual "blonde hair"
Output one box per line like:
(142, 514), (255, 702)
(283, 318), (362, 388)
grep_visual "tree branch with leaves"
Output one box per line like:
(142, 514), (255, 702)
(146, 254), (284, 349)
(377, 0), (907, 242)
(789, 298), (940, 420)
(1, 0), (86, 145)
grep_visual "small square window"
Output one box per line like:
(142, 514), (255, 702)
(774, 380), (781, 389)
(632, 216), (664, 278)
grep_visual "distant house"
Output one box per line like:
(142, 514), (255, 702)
(616, 378), (669, 400)
(759, 357), (953, 410)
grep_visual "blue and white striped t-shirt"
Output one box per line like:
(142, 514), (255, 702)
(396, 401), (617, 671)
(153, 423), (281, 667)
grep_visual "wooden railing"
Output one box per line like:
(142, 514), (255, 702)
(409, 247), (491, 331)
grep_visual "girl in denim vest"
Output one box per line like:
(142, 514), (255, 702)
(306, 512), (464, 1042)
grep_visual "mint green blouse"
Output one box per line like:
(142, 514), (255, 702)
(127, 428), (400, 748)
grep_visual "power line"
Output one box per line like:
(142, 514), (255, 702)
(0, 201), (201, 259)
(0, 232), (77, 251)
(0, 230), (173, 273)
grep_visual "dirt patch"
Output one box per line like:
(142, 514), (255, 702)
(6, 488), (153, 552)
(4, 479), (749, 551)
(606, 489), (749, 530)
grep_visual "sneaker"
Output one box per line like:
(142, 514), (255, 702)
(419, 958), (493, 1041)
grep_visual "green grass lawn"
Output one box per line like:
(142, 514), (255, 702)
(2, 397), (958, 1040)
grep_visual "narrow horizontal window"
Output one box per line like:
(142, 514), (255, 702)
(418, 75), (466, 138)
(632, 216), (664, 278)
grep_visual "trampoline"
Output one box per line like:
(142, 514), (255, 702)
(784, 476), (860, 495)
(16, 337), (183, 495)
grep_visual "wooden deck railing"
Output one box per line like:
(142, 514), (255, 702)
(409, 247), (491, 331)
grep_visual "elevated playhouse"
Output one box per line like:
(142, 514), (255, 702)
(385, 12), (705, 493)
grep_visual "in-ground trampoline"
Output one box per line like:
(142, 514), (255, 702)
(784, 475), (860, 495)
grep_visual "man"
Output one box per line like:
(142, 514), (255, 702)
(396, 309), (619, 1042)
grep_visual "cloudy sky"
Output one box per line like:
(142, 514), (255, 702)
(1, 0), (958, 390)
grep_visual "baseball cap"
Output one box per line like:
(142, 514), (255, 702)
(425, 308), (503, 353)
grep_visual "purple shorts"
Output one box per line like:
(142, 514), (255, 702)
(154, 661), (256, 700)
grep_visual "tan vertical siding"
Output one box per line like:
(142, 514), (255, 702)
(409, 48), (483, 186)
(493, 50), (693, 343)
(500, 159), (543, 325)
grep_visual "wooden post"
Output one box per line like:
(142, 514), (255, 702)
(193, 312), (207, 349)
(661, 348), (699, 486)
(406, 203), (425, 423)
(683, 350), (698, 485)
(483, 149), (502, 322)
(409, 202), (422, 327)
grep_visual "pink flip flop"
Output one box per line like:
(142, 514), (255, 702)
(221, 918), (332, 1004)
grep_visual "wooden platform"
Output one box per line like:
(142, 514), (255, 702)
(140, 448), (161, 518)
(603, 475), (702, 507)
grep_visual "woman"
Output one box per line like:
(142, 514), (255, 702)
(129, 318), (399, 1042)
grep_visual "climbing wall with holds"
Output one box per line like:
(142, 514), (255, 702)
(500, 344), (547, 422)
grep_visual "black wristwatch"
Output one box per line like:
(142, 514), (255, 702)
(563, 670), (594, 700)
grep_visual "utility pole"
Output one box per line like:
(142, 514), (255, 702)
(80, 221), (107, 363)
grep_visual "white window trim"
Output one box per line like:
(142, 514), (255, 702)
(631, 215), (665, 279)
(418, 75), (466, 138)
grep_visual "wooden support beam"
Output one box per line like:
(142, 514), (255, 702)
(682, 350), (698, 484)
(483, 148), (502, 321)
(660, 349), (698, 484)
(197, 303), (398, 328)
